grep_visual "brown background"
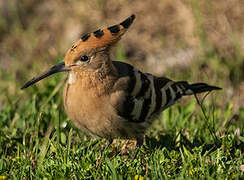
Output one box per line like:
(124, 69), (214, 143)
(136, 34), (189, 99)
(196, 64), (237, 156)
(0, 0), (243, 111)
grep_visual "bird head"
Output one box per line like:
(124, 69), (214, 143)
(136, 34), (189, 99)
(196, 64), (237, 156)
(21, 14), (135, 89)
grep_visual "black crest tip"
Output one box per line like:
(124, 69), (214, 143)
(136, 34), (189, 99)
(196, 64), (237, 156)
(93, 29), (104, 38)
(120, 14), (136, 29)
(81, 33), (91, 42)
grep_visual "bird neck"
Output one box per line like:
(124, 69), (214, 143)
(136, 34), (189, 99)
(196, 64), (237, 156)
(67, 60), (117, 96)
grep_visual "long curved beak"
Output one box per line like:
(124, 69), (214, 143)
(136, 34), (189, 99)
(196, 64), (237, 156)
(21, 62), (70, 89)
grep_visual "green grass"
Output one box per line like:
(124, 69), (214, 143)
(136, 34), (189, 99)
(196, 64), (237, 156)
(0, 61), (244, 179)
(0, 1), (244, 177)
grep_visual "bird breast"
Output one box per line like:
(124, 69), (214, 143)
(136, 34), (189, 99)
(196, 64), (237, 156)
(62, 72), (119, 138)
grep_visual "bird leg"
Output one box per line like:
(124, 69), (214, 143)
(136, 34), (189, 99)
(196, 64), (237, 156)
(130, 138), (143, 160)
(96, 139), (113, 168)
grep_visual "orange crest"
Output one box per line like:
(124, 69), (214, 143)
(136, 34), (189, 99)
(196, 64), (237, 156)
(64, 14), (135, 65)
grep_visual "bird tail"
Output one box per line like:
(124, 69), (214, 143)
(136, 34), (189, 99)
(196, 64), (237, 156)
(176, 82), (221, 96)
(188, 83), (221, 94)
(152, 80), (221, 112)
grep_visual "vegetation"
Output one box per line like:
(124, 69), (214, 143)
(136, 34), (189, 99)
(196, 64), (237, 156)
(0, 0), (243, 179)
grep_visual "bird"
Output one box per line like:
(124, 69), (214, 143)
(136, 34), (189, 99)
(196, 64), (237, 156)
(21, 14), (221, 147)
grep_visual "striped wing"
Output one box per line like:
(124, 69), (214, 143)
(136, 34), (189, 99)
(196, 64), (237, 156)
(112, 61), (186, 123)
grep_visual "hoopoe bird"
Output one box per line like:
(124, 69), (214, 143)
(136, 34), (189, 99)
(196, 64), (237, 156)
(21, 14), (221, 146)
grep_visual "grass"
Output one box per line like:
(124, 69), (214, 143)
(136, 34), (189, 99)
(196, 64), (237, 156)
(1, 1), (244, 178)
(0, 54), (244, 179)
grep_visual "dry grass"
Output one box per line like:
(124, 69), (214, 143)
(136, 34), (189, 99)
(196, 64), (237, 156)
(1, 0), (244, 67)
(0, 1), (243, 113)
(1, 0), (243, 109)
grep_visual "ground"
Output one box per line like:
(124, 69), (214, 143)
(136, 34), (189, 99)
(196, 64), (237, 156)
(0, 0), (244, 179)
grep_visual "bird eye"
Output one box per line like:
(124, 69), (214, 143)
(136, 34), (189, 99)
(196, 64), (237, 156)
(80, 55), (89, 62)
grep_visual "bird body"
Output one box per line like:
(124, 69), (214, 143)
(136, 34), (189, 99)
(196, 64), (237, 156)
(22, 14), (221, 145)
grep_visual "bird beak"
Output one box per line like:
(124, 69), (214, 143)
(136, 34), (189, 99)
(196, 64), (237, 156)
(21, 61), (70, 89)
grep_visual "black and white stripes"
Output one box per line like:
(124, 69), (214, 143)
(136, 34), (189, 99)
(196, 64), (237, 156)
(113, 61), (189, 123)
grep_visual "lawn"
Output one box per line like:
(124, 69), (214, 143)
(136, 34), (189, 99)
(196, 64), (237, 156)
(1, 53), (243, 179)
(0, 0), (244, 179)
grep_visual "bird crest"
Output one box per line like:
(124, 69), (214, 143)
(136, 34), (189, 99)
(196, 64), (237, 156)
(64, 14), (135, 65)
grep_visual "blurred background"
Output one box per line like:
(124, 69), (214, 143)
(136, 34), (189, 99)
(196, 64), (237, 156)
(1, 1), (244, 177)
(0, 0), (243, 114)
